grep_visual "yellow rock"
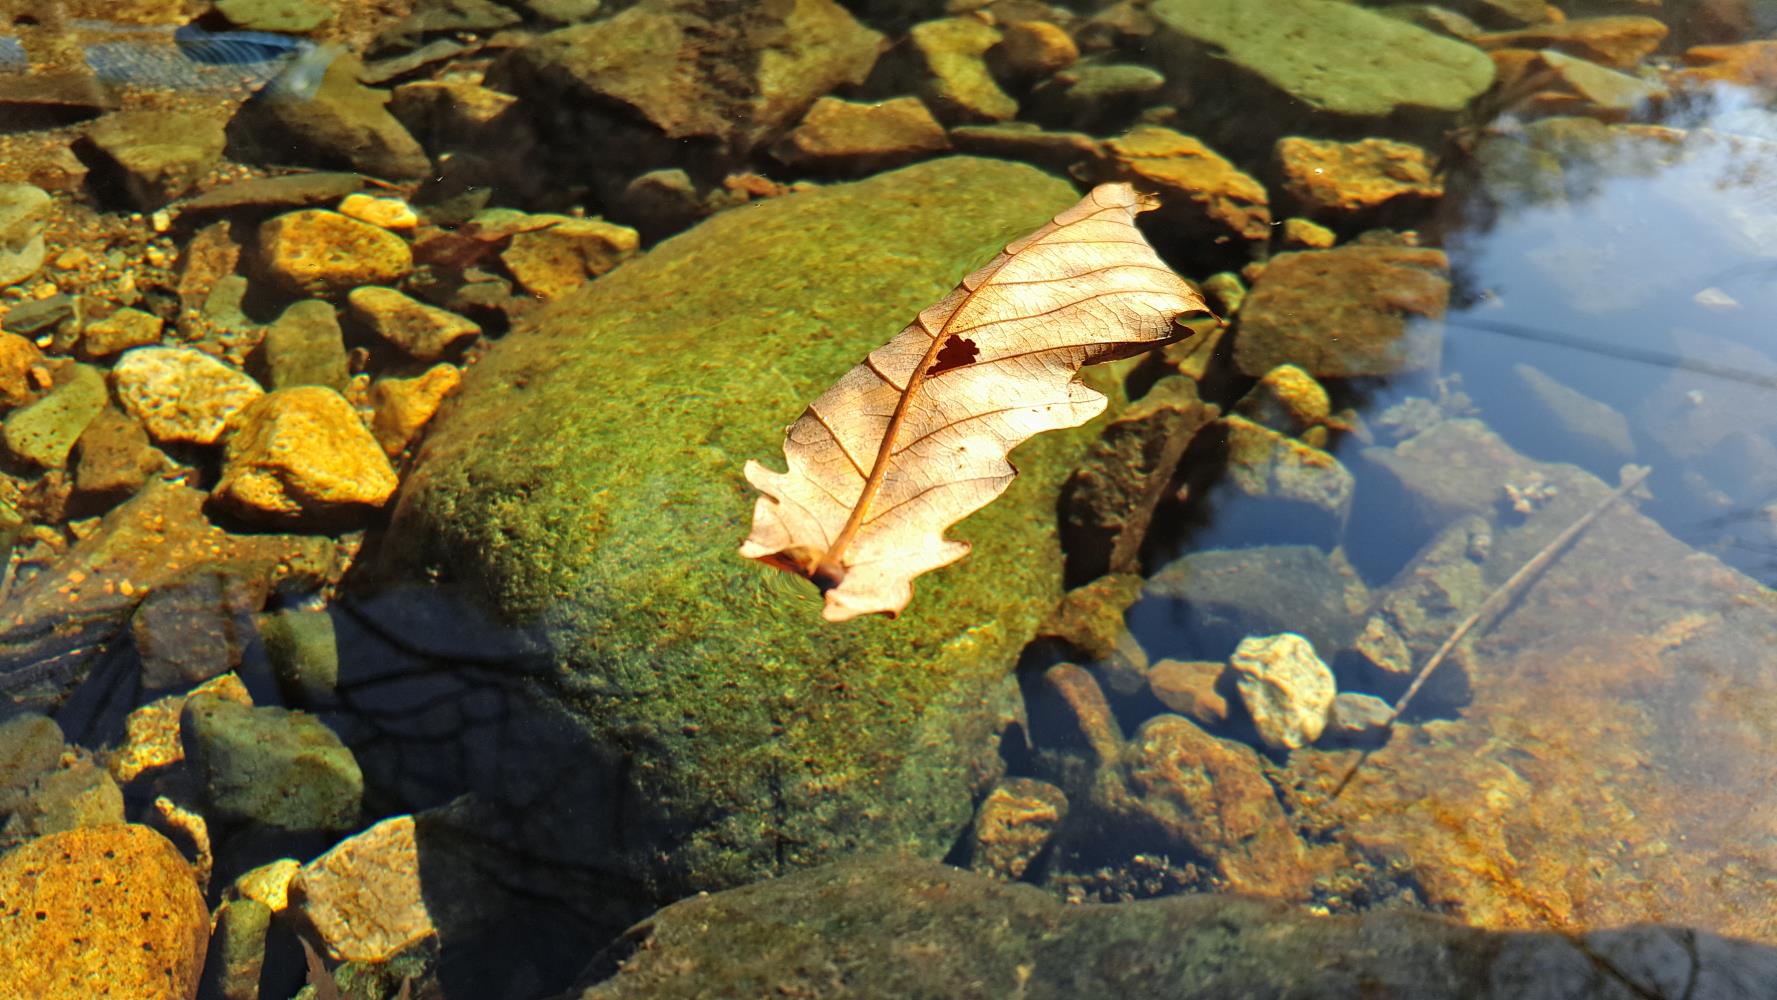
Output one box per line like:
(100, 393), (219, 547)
(105, 673), (252, 784)
(369, 363), (461, 455)
(337, 193), (419, 232)
(0, 824), (208, 1000)
(231, 858), (301, 912)
(213, 386), (399, 528)
(499, 217), (639, 301)
(257, 209), (413, 297)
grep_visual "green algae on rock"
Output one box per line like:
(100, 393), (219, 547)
(377, 157), (1097, 912)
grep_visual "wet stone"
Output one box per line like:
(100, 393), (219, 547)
(103, 674), (253, 787)
(73, 405), (164, 505)
(1526, 49), (1668, 119)
(1273, 136), (1443, 227)
(80, 109), (226, 210)
(891, 17), (1018, 125)
(1088, 125), (1270, 258)
(1148, 0), (1496, 155)
(769, 96), (951, 177)
(132, 569), (266, 691)
(1025, 63), (1168, 133)
(78, 306), (162, 358)
(347, 286), (480, 360)
(0, 713), (63, 792)
(987, 19), (1079, 82)
(258, 607), (340, 704)
(200, 897), (271, 1000)
(1136, 544), (1367, 662)
(0, 825), (208, 1000)
(2, 362), (105, 468)
(1, 292), (79, 346)
(1147, 658), (1231, 727)
(968, 778), (1069, 881)
(290, 814), (438, 962)
(1352, 514), (1491, 713)
(1030, 574), (1148, 696)
(213, 386), (400, 529)
(1033, 662), (1124, 774)
(1059, 375), (1220, 584)
(946, 123), (1105, 176)
(258, 209), (415, 297)
(226, 51), (431, 181)
(1502, 362), (1635, 472)
(181, 691), (363, 831)
(113, 346), (266, 447)
(260, 299), (350, 391)
(177, 172), (369, 217)
(1234, 244), (1448, 378)
(1110, 714), (1314, 896)
(0, 182), (51, 288)
(1324, 691), (1393, 747)
(1277, 217), (1334, 250)
(369, 363), (461, 455)
(0, 331), (50, 408)
(1233, 364), (1331, 437)
(499, 217), (640, 301)
(1, 755), (124, 848)
(1219, 415), (1355, 543)
(1475, 16), (1668, 70)
(337, 192), (419, 232)
(1229, 632), (1335, 751)
(214, 0), (338, 32)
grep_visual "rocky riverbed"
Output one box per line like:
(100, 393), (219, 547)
(3, 0), (1777, 997)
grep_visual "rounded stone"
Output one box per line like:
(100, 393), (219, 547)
(0, 824), (208, 1000)
(346, 286), (480, 361)
(213, 386), (399, 527)
(1228, 632), (1336, 751)
(257, 209), (414, 297)
(112, 346), (266, 446)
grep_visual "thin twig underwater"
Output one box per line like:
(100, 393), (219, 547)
(1324, 463), (1654, 805)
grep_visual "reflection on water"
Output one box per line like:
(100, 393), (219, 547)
(2, 0), (1777, 996)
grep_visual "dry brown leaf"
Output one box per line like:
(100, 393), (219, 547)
(741, 182), (1210, 621)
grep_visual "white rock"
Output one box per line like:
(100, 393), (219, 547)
(112, 346), (265, 446)
(1229, 632), (1335, 751)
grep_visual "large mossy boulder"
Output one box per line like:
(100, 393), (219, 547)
(377, 158), (1090, 910)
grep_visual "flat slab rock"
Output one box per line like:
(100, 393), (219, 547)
(1298, 419), (1777, 943)
(572, 854), (1777, 999)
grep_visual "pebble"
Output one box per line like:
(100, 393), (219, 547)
(80, 109), (226, 210)
(369, 363), (461, 455)
(769, 96), (951, 177)
(112, 346), (266, 446)
(289, 814), (437, 961)
(1274, 136), (1444, 225)
(1324, 691), (1394, 746)
(0, 825), (208, 1000)
(180, 690), (364, 831)
(78, 306), (163, 358)
(987, 20), (1080, 81)
(261, 299), (350, 391)
(338, 192), (420, 232)
(347, 286), (481, 360)
(73, 405), (165, 502)
(1232, 364), (1332, 436)
(1228, 632), (1336, 751)
(212, 386), (400, 527)
(102, 674), (253, 786)
(258, 608), (340, 704)
(1475, 15), (1668, 70)
(1234, 244), (1448, 378)
(0, 329), (50, 408)
(1, 754), (124, 848)
(2, 362), (105, 468)
(1220, 415), (1355, 540)
(0, 182), (50, 288)
(1089, 125), (1270, 253)
(258, 209), (415, 297)
(900, 17), (1019, 124)
(1278, 217), (1335, 249)
(968, 778), (1068, 880)
(499, 217), (640, 300)
(131, 569), (265, 691)
(1146, 658), (1231, 727)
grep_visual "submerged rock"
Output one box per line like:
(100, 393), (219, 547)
(1136, 545), (1367, 663)
(967, 777), (1068, 881)
(569, 854), (1777, 998)
(1273, 136), (1443, 227)
(213, 386), (399, 528)
(181, 691), (363, 831)
(1147, 0), (1495, 155)
(112, 346), (265, 447)
(1086, 125), (1270, 260)
(1234, 244), (1448, 378)
(376, 158), (1098, 923)
(769, 96), (951, 176)
(1228, 632), (1336, 751)
(226, 51), (430, 180)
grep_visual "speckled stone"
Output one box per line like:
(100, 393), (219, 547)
(112, 346), (265, 446)
(213, 386), (399, 527)
(368, 363), (460, 455)
(289, 814), (436, 962)
(79, 306), (164, 358)
(257, 209), (414, 297)
(180, 691), (363, 831)
(2, 363), (105, 468)
(346, 286), (480, 360)
(0, 824), (207, 1000)
(769, 96), (951, 177)
(498, 217), (639, 300)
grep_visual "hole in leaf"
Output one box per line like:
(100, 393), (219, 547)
(929, 336), (979, 376)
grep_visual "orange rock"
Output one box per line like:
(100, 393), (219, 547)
(1093, 125), (1270, 251)
(1273, 136), (1442, 225)
(1671, 40), (1777, 92)
(369, 363), (461, 456)
(1474, 16), (1668, 70)
(0, 824), (207, 999)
